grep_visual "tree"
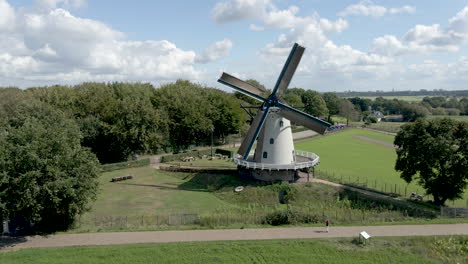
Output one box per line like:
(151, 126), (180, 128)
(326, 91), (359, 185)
(322, 92), (340, 123)
(301, 90), (329, 118)
(394, 118), (468, 205)
(0, 99), (100, 233)
(401, 103), (429, 121)
(282, 93), (303, 107)
(338, 99), (360, 125)
(31, 82), (168, 163)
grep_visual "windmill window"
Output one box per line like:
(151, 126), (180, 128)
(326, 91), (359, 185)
(270, 138), (274, 144)
(279, 121), (284, 127)
(263, 151), (268, 159)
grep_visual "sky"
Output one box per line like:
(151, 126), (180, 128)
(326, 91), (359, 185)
(1, 0), (468, 92)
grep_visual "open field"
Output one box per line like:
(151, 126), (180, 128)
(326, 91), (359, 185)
(345, 96), (429, 101)
(349, 121), (404, 133)
(427, 115), (468, 122)
(346, 96), (466, 102)
(71, 163), (455, 232)
(295, 129), (468, 207)
(1, 236), (467, 264)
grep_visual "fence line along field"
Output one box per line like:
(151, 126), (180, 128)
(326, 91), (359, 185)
(295, 128), (468, 207)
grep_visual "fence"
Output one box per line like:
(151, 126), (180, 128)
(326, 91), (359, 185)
(440, 207), (468, 218)
(315, 169), (468, 207)
(74, 205), (428, 231)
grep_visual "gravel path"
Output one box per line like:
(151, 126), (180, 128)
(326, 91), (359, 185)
(352, 135), (395, 148)
(292, 130), (318, 140)
(1, 224), (467, 250)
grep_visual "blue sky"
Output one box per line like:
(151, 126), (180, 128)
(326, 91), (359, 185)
(2, 0), (468, 91)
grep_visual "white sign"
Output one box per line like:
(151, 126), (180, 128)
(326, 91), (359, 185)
(360, 231), (371, 240)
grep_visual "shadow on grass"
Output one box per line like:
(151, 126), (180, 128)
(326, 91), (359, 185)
(177, 172), (260, 192)
(0, 236), (27, 250)
(338, 188), (438, 218)
(116, 182), (179, 190)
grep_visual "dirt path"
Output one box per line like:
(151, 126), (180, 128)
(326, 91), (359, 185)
(352, 135), (395, 148)
(292, 130), (318, 140)
(1, 224), (466, 251)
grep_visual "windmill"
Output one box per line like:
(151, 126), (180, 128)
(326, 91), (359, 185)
(218, 43), (331, 181)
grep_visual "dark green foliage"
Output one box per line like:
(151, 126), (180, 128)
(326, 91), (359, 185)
(262, 209), (320, 225)
(301, 90), (329, 117)
(30, 82), (167, 163)
(153, 80), (245, 152)
(401, 104), (429, 121)
(350, 97), (372, 112)
(215, 148), (234, 158)
(323, 92), (340, 122)
(395, 118), (468, 205)
(160, 149), (214, 163)
(0, 99), (100, 233)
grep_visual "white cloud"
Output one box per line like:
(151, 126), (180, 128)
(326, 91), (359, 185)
(0, 2), (203, 87)
(0, 0), (15, 32)
(371, 7), (468, 56)
(35, 0), (87, 10)
(195, 39), (232, 64)
(389, 5), (415, 15)
(249, 24), (264, 31)
(338, 1), (414, 18)
(212, 0), (271, 23)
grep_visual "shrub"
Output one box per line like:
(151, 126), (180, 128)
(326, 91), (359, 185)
(215, 148), (234, 158)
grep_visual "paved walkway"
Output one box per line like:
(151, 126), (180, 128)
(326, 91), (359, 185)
(1, 224), (467, 250)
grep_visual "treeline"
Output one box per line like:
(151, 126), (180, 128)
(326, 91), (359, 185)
(348, 96), (468, 122)
(336, 89), (468, 97)
(1, 81), (246, 164)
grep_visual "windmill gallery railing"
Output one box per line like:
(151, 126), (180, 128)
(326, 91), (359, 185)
(233, 150), (319, 171)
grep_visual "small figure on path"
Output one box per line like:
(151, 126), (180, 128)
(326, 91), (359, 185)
(325, 219), (330, 233)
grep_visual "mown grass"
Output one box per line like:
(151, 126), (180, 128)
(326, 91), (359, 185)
(70, 163), (465, 233)
(295, 128), (468, 207)
(427, 115), (468, 122)
(1, 236), (466, 264)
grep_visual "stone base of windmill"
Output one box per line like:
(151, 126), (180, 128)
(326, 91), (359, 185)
(234, 150), (320, 182)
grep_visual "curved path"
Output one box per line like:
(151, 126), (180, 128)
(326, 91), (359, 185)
(1, 224), (467, 250)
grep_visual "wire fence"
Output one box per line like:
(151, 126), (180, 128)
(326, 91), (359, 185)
(74, 205), (427, 231)
(315, 169), (468, 207)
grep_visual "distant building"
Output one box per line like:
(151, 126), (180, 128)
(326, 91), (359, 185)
(367, 111), (385, 122)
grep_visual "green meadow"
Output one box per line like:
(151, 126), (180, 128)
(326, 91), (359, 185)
(1, 236), (467, 264)
(295, 129), (468, 207)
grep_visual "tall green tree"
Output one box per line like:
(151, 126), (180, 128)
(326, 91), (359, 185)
(0, 99), (100, 232)
(322, 92), (340, 123)
(338, 99), (360, 125)
(394, 118), (468, 205)
(301, 90), (329, 118)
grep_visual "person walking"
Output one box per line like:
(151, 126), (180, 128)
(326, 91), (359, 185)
(325, 219), (330, 233)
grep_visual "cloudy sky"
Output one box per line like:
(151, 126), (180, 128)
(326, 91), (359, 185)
(1, 0), (468, 91)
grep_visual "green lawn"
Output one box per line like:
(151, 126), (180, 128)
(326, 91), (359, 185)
(75, 167), (234, 231)
(295, 128), (468, 207)
(1, 236), (466, 264)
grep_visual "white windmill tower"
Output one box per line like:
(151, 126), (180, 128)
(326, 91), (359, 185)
(218, 43), (331, 182)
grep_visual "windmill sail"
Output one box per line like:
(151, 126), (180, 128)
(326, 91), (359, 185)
(218, 43), (331, 161)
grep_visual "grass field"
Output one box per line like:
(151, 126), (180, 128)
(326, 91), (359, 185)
(345, 96), (429, 102)
(295, 129), (468, 207)
(427, 115), (468, 122)
(1, 236), (467, 264)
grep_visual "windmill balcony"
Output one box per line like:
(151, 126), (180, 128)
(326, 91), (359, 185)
(233, 150), (320, 171)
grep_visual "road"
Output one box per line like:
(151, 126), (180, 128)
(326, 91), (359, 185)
(1, 224), (467, 251)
